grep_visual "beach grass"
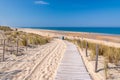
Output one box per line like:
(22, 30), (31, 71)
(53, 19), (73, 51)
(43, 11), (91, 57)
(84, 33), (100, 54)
(5, 31), (51, 46)
(1, 26), (51, 46)
(0, 26), (13, 31)
(0, 26), (51, 56)
(65, 38), (120, 65)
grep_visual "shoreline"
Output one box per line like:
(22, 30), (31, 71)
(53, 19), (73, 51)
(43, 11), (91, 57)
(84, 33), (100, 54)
(18, 28), (120, 44)
(19, 27), (120, 36)
(18, 28), (120, 48)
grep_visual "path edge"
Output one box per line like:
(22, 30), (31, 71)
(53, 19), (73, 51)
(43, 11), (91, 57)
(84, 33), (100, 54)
(76, 45), (104, 80)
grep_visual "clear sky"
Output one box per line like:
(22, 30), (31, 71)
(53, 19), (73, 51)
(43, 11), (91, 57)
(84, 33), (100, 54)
(0, 0), (120, 27)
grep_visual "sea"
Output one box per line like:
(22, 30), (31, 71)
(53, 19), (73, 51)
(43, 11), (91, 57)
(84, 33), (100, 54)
(21, 27), (120, 35)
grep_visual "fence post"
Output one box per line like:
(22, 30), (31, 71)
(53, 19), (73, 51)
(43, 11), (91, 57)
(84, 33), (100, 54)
(86, 42), (88, 57)
(81, 39), (83, 51)
(1, 39), (3, 45)
(3, 39), (5, 61)
(77, 40), (80, 47)
(26, 38), (28, 51)
(95, 44), (99, 72)
(26, 34), (28, 51)
(0, 39), (2, 45)
(16, 38), (19, 55)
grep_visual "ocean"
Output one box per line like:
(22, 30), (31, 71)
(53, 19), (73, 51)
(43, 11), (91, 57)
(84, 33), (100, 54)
(22, 27), (120, 35)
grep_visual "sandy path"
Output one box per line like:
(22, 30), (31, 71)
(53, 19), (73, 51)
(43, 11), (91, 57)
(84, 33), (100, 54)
(0, 41), (55, 80)
(25, 39), (66, 80)
(0, 39), (66, 80)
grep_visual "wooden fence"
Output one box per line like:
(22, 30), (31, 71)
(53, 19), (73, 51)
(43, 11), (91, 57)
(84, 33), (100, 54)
(0, 31), (28, 62)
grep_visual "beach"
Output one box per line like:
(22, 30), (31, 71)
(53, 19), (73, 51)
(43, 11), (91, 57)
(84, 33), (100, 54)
(18, 28), (120, 80)
(0, 28), (120, 80)
(1, 0), (120, 80)
(18, 28), (120, 47)
(0, 39), (66, 80)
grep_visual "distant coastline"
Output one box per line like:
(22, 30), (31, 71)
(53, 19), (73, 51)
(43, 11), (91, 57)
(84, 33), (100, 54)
(20, 27), (120, 36)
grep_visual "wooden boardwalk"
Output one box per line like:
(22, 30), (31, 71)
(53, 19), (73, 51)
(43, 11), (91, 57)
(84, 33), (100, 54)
(55, 41), (92, 80)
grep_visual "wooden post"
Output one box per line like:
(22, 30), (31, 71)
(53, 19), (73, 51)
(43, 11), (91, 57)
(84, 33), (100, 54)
(26, 38), (28, 51)
(86, 42), (88, 57)
(82, 34), (83, 51)
(10, 45), (13, 54)
(1, 39), (3, 45)
(77, 40), (80, 46)
(3, 39), (5, 61)
(26, 34), (28, 51)
(0, 39), (2, 45)
(81, 40), (83, 51)
(95, 44), (99, 72)
(16, 39), (19, 55)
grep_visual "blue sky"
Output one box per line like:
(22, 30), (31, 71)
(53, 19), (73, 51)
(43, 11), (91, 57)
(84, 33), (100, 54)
(0, 0), (120, 27)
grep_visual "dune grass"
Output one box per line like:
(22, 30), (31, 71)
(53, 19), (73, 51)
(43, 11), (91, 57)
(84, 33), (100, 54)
(65, 38), (120, 65)
(0, 26), (52, 57)
(5, 31), (51, 46)
(0, 26), (51, 46)
(0, 26), (13, 31)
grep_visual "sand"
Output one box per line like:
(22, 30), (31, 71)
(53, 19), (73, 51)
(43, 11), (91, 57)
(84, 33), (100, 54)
(0, 39), (66, 80)
(0, 28), (119, 80)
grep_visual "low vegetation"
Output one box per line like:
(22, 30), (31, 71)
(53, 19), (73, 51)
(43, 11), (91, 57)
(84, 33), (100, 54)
(65, 38), (120, 65)
(0, 26), (51, 56)
(0, 26), (51, 46)
(5, 31), (51, 46)
(0, 26), (13, 31)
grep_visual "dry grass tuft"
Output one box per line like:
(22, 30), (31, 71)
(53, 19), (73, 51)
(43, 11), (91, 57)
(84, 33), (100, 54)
(66, 38), (120, 65)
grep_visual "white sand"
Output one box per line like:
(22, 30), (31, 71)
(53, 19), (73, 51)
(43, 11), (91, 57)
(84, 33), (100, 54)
(0, 39), (66, 80)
